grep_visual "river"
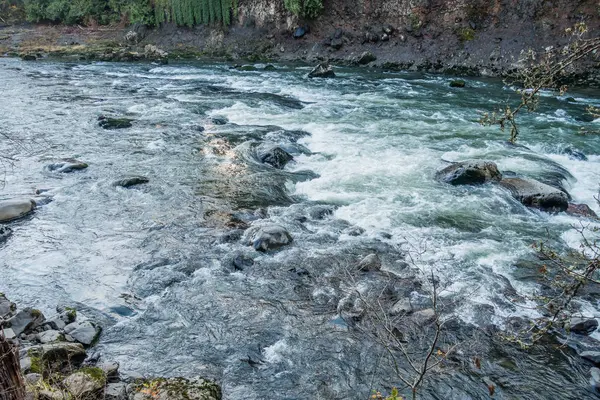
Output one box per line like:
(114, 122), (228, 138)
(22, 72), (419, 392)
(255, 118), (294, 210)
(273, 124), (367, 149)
(1, 58), (600, 399)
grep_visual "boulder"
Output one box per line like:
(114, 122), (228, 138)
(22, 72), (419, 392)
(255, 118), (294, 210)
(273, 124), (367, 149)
(37, 330), (62, 344)
(293, 27), (306, 39)
(64, 370), (106, 399)
(130, 377), (221, 400)
(566, 203), (598, 219)
(21, 54), (36, 61)
(0, 199), (36, 222)
(357, 254), (382, 271)
(46, 158), (88, 173)
(450, 79), (466, 88)
(356, 51), (377, 65)
(144, 44), (168, 60)
(259, 147), (293, 169)
(3, 328), (16, 340)
(105, 383), (127, 400)
(0, 293), (16, 318)
(581, 351), (600, 365)
(27, 342), (87, 373)
(100, 361), (120, 380)
(245, 225), (293, 252)
(499, 178), (569, 212)
(0, 226), (12, 242)
(98, 116), (133, 130)
(113, 176), (149, 188)
(6, 308), (45, 336)
(569, 317), (598, 335)
(308, 63), (335, 79)
(436, 161), (502, 185)
(308, 205), (335, 220)
(67, 321), (101, 346)
(210, 117), (228, 125)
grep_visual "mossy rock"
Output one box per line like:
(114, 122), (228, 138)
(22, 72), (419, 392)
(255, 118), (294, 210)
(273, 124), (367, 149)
(456, 27), (476, 41)
(98, 116), (133, 130)
(28, 343), (87, 375)
(263, 64), (277, 71)
(450, 79), (466, 88)
(133, 377), (221, 400)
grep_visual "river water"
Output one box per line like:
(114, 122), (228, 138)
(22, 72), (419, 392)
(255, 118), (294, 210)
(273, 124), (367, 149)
(1, 58), (600, 399)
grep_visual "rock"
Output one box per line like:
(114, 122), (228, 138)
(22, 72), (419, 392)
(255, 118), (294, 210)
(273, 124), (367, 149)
(6, 308), (45, 336)
(233, 65), (257, 71)
(37, 330), (62, 344)
(0, 225), (12, 243)
(210, 116), (228, 125)
(591, 367), (600, 390)
(569, 318), (598, 335)
(390, 299), (412, 315)
(413, 308), (436, 321)
(357, 254), (382, 271)
(382, 25), (394, 35)
(308, 205), (335, 220)
(28, 342), (87, 373)
(0, 293), (16, 318)
(39, 389), (69, 400)
(344, 226), (365, 236)
(113, 176), (149, 188)
(64, 370), (106, 399)
(308, 63), (335, 78)
(499, 178), (569, 213)
(106, 383), (127, 400)
(46, 158), (88, 173)
(566, 203), (598, 219)
(331, 37), (343, 50)
(20, 356), (31, 372)
(259, 147), (293, 169)
(564, 147), (588, 161)
(293, 27), (306, 39)
(356, 51), (377, 65)
(100, 361), (120, 380)
(232, 253), (254, 271)
(68, 321), (101, 346)
(44, 315), (67, 331)
(99, 116), (133, 130)
(245, 225), (293, 252)
(263, 64), (277, 71)
(130, 377), (221, 400)
(3, 328), (16, 340)
(581, 351), (600, 365)
(124, 31), (138, 43)
(450, 79), (466, 88)
(436, 161), (502, 185)
(21, 54), (37, 61)
(0, 199), (36, 222)
(25, 373), (42, 385)
(144, 44), (168, 60)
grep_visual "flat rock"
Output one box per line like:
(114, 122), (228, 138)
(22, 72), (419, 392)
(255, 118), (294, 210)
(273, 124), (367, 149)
(0, 199), (36, 222)
(6, 308), (45, 336)
(46, 158), (88, 173)
(308, 63), (335, 78)
(3, 328), (16, 340)
(436, 160), (502, 185)
(499, 177), (569, 212)
(68, 321), (101, 346)
(569, 318), (599, 335)
(64, 371), (105, 398)
(245, 225), (293, 252)
(37, 330), (62, 344)
(113, 176), (149, 188)
(99, 116), (133, 130)
(130, 377), (221, 400)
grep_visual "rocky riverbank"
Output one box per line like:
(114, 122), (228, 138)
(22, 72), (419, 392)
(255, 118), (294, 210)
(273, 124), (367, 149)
(0, 294), (221, 400)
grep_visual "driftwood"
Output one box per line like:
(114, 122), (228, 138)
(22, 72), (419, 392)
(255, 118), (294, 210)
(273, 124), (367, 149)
(0, 328), (24, 400)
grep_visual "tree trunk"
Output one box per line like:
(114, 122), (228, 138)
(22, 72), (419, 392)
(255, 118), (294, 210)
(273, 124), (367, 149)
(0, 329), (24, 400)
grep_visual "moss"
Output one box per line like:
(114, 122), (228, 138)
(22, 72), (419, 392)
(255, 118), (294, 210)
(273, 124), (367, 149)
(78, 367), (107, 386)
(30, 309), (43, 318)
(457, 27), (476, 42)
(64, 307), (77, 323)
(28, 352), (43, 374)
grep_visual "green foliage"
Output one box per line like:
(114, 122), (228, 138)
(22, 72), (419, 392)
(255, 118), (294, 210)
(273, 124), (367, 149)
(154, 0), (237, 26)
(456, 27), (475, 42)
(284, 0), (323, 19)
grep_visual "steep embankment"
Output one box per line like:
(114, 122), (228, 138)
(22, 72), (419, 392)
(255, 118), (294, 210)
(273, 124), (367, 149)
(0, 0), (599, 81)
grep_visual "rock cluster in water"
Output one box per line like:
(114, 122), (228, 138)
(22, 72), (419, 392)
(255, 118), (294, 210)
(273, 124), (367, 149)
(0, 294), (221, 400)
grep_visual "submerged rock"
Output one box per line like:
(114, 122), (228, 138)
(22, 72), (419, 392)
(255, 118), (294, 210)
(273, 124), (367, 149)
(450, 79), (466, 88)
(569, 317), (598, 335)
(566, 203), (598, 219)
(436, 160), (502, 185)
(0, 199), (36, 222)
(245, 224), (293, 252)
(130, 377), (221, 400)
(259, 147), (293, 169)
(113, 176), (149, 188)
(46, 158), (88, 173)
(308, 63), (335, 78)
(499, 178), (569, 212)
(0, 225), (13, 242)
(564, 147), (588, 161)
(98, 116), (133, 130)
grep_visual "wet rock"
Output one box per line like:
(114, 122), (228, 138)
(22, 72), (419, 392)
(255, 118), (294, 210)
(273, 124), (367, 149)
(113, 176), (149, 188)
(233, 65), (257, 71)
(357, 254), (381, 271)
(566, 203), (598, 219)
(64, 370), (106, 399)
(450, 79), (466, 88)
(356, 51), (377, 65)
(245, 224), (293, 252)
(232, 253), (254, 271)
(308, 205), (335, 220)
(259, 147), (293, 169)
(46, 158), (88, 173)
(564, 147), (588, 161)
(436, 160), (502, 185)
(293, 27), (306, 39)
(0, 293), (17, 318)
(591, 367), (600, 390)
(37, 330), (62, 344)
(0, 225), (12, 242)
(308, 63), (335, 78)
(66, 321), (101, 346)
(0, 199), (36, 222)
(100, 361), (120, 380)
(28, 342), (87, 372)
(569, 318), (598, 335)
(99, 116), (133, 130)
(21, 54), (37, 61)
(130, 377), (221, 400)
(263, 64), (277, 71)
(344, 226), (365, 236)
(211, 116), (228, 125)
(581, 351), (600, 365)
(390, 299), (412, 315)
(106, 383), (127, 400)
(500, 178), (569, 213)
(6, 308), (45, 336)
